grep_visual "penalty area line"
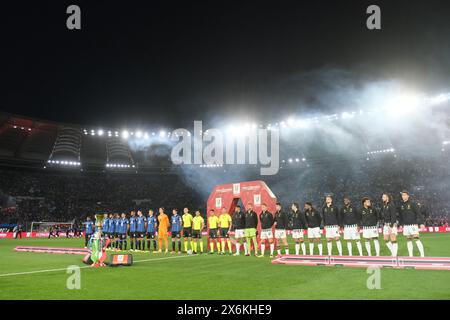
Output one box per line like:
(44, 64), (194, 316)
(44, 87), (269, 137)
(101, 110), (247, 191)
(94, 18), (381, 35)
(0, 254), (195, 278)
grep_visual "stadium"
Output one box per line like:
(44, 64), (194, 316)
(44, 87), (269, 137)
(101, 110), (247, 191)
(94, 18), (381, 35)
(1, 0), (450, 304)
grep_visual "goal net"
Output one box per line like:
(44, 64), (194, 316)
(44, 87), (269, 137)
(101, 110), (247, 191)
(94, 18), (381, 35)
(30, 221), (74, 235)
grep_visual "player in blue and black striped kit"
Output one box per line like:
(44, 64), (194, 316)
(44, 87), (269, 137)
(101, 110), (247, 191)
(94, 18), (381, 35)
(136, 210), (147, 251)
(129, 211), (137, 251)
(84, 216), (94, 248)
(146, 209), (158, 252)
(107, 213), (116, 250)
(117, 213), (129, 250)
(171, 208), (183, 254)
(112, 213), (120, 250)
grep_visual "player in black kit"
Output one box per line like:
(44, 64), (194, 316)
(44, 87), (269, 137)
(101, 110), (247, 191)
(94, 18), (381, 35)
(340, 196), (363, 256)
(322, 195), (343, 256)
(259, 203), (275, 257)
(398, 191), (425, 257)
(380, 193), (399, 257)
(360, 197), (381, 256)
(231, 205), (246, 256)
(274, 202), (289, 256)
(304, 202), (323, 255)
(291, 203), (307, 255)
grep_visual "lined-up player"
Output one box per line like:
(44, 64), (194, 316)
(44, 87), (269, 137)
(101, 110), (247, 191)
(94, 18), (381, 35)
(244, 203), (259, 257)
(360, 197), (380, 256)
(156, 207), (170, 254)
(117, 213), (129, 251)
(259, 203), (274, 258)
(231, 205), (246, 256)
(136, 210), (147, 251)
(322, 195), (342, 256)
(192, 209), (205, 254)
(304, 202), (323, 255)
(380, 193), (398, 257)
(291, 203), (307, 255)
(399, 191), (425, 257)
(171, 208), (182, 254)
(340, 196), (363, 256)
(146, 210), (157, 252)
(207, 209), (221, 254)
(182, 207), (194, 254)
(274, 202), (289, 256)
(128, 211), (137, 251)
(218, 207), (233, 255)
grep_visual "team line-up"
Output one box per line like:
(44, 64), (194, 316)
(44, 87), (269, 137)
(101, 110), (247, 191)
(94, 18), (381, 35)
(83, 190), (426, 259)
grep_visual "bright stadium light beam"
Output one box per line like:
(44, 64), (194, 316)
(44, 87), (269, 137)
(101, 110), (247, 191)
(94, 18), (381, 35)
(98, 129), (104, 136)
(159, 130), (166, 138)
(136, 130), (142, 138)
(122, 130), (129, 139)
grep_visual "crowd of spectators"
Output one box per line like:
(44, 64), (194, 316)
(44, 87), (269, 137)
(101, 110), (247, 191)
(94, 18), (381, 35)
(1, 155), (449, 230)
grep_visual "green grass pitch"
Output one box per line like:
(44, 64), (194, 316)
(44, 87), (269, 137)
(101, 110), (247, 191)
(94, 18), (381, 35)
(1, 233), (450, 300)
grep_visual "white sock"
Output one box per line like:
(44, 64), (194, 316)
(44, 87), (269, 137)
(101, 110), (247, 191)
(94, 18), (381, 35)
(407, 240), (413, 257)
(243, 242), (248, 255)
(365, 241), (372, 256)
(336, 240), (343, 256)
(318, 243), (323, 256)
(309, 243), (314, 255)
(301, 243), (306, 255)
(327, 242), (332, 255)
(386, 241), (393, 255)
(347, 242), (353, 256)
(270, 243), (275, 256)
(295, 243), (300, 255)
(356, 241), (363, 256)
(415, 239), (425, 257)
(236, 243), (240, 254)
(374, 239), (380, 256)
(261, 243), (265, 256)
(392, 242), (398, 257)
(277, 249), (281, 255)
(285, 248), (289, 255)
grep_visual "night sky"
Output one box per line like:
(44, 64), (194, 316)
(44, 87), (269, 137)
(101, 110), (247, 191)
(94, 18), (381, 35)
(1, 0), (450, 128)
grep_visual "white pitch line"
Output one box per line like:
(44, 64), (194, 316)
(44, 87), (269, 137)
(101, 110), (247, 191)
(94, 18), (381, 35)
(0, 254), (195, 278)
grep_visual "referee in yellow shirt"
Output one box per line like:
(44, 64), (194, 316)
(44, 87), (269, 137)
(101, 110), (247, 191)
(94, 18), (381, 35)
(207, 209), (221, 254)
(192, 209), (204, 254)
(182, 207), (194, 254)
(218, 207), (233, 255)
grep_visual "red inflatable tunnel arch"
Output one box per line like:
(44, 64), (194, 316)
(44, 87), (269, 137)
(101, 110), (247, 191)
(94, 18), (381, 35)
(206, 181), (278, 249)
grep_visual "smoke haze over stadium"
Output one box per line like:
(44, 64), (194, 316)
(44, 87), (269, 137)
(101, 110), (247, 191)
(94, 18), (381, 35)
(1, 0), (450, 127)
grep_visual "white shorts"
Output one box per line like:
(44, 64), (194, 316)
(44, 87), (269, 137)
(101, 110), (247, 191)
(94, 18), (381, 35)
(275, 229), (287, 239)
(325, 225), (340, 239)
(383, 225), (398, 236)
(403, 224), (419, 237)
(307, 227), (322, 239)
(362, 226), (379, 239)
(343, 225), (360, 240)
(260, 228), (273, 240)
(292, 229), (304, 239)
(234, 229), (245, 239)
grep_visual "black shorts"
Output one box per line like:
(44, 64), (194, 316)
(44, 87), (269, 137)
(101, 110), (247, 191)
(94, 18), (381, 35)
(146, 232), (156, 239)
(209, 229), (218, 239)
(192, 230), (202, 239)
(171, 231), (181, 239)
(137, 232), (145, 238)
(119, 233), (127, 240)
(183, 227), (192, 238)
(220, 228), (230, 238)
(129, 232), (137, 238)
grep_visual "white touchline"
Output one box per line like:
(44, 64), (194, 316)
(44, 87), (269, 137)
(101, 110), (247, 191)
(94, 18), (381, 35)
(0, 254), (195, 278)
